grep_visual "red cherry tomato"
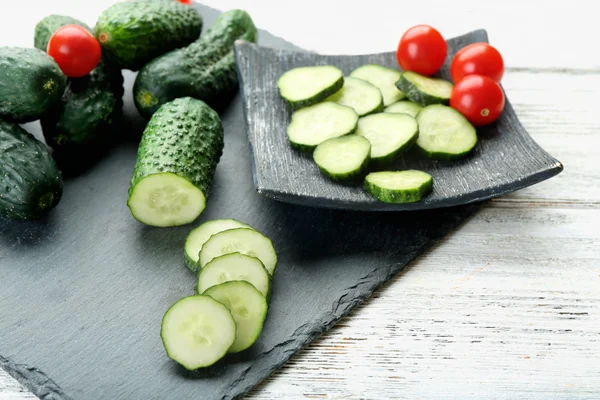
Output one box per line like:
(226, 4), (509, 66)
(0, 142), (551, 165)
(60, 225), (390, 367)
(396, 25), (447, 76)
(450, 75), (505, 126)
(178, 0), (193, 4)
(450, 42), (504, 83)
(47, 25), (101, 78)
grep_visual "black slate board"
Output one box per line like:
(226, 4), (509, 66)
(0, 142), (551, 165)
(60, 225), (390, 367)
(0, 4), (480, 399)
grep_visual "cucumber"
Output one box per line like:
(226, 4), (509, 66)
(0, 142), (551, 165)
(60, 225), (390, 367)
(325, 76), (383, 117)
(356, 113), (419, 164)
(127, 97), (224, 227)
(384, 100), (423, 117)
(184, 219), (254, 273)
(416, 104), (477, 160)
(313, 135), (371, 180)
(198, 253), (271, 300)
(349, 64), (405, 106)
(287, 102), (358, 152)
(364, 170), (433, 204)
(199, 228), (277, 275)
(204, 281), (268, 353)
(277, 65), (343, 110)
(34, 15), (92, 50)
(160, 295), (236, 370)
(395, 71), (453, 106)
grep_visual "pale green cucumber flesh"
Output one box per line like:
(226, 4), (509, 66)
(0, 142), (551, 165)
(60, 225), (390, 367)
(384, 100), (423, 117)
(349, 64), (405, 106)
(396, 71), (453, 106)
(364, 170), (433, 204)
(325, 76), (383, 117)
(313, 134), (371, 180)
(356, 113), (419, 163)
(278, 65), (344, 110)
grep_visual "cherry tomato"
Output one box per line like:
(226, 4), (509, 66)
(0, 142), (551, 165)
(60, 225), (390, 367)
(178, 0), (193, 4)
(396, 25), (447, 76)
(450, 75), (505, 126)
(450, 42), (504, 83)
(47, 25), (101, 78)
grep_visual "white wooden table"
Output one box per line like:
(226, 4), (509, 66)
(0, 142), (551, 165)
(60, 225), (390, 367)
(2, 1), (598, 398)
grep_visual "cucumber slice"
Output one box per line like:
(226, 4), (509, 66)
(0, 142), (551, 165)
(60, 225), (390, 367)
(277, 65), (344, 110)
(325, 76), (383, 117)
(364, 170), (433, 204)
(416, 104), (478, 160)
(356, 113), (419, 163)
(313, 135), (371, 180)
(384, 100), (423, 117)
(395, 71), (454, 106)
(198, 253), (271, 300)
(287, 102), (358, 152)
(204, 281), (268, 353)
(160, 295), (236, 370)
(349, 64), (405, 106)
(199, 228), (277, 275)
(184, 219), (254, 273)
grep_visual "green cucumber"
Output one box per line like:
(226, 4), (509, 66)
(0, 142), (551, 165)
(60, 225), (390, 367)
(0, 47), (66, 122)
(395, 71), (453, 106)
(127, 97), (224, 227)
(356, 113), (418, 164)
(325, 76), (383, 117)
(0, 119), (63, 220)
(95, 0), (203, 71)
(416, 104), (477, 160)
(199, 228), (277, 275)
(204, 281), (268, 353)
(313, 135), (371, 180)
(349, 64), (405, 106)
(384, 100), (423, 117)
(161, 295), (236, 370)
(278, 66), (344, 110)
(184, 219), (254, 273)
(364, 170), (433, 204)
(134, 9), (257, 118)
(287, 102), (358, 152)
(34, 15), (92, 50)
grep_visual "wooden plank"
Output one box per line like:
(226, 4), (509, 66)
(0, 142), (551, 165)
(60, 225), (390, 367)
(0, 371), (38, 400)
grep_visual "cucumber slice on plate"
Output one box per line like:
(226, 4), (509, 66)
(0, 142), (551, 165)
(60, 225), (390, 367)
(384, 100), (423, 117)
(287, 102), (358, 151)
(184, 219), (254, 273)
(416, 104), (477, 160)
(364, 170), (433, 204)
(349, 64), (405, 106)
(277, 65), (344, 110)
(325, 76), (383, 117)
(160, 295), (236, 370)
(313, 135), (371, 180)
(356, 113), (419, 164)
(199, 228), (277, 275)
(204, 281), (268, 353)
(197, 252), (271, 300)
(395, 71), (454, 106)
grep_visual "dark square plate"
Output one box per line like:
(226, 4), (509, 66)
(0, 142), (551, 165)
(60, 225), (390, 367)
(234, 29), (563, 211)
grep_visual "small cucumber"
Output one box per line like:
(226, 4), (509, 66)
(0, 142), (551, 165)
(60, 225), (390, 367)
(356, 113), (419, 164)
(325, 76), (383, 117)
(313, 135), (371, 180)
(349, 64), (405, 106)
(395, 71), (453, 106)
(364, 170), (433, 204)
(277, 65), (343, 110)
(384, 100), (423, 117)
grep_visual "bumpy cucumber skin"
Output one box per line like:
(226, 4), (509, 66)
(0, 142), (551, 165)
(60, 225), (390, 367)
(0, 119), (63, 220)
(128, 97), (224, 203)
(95, 0), (203, 71)
(34, 15), (92, 50)
(0, 47), (66, 123)
(364, 171), (433, 204)
(134, 9), (257, 119)
(281, 75), (344, 111)
(395, 72), (453, 106)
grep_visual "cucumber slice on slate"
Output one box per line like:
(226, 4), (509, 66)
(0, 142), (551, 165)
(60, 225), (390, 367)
(325, 76), (383, 117)
(395, 71), (454, 106)
(277, 65), (344, 110)
(313, 135), (371, 180)
(349, 64), (405, 106)
(356, 113), (419, 163)
(364, 170), (433, 204)
(384, 100), (423, 117)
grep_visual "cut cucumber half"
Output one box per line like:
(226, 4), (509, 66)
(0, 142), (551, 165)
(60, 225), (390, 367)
(356, 113), (419, 163)
(277, 65), (344, 110)
(364, 170), (433, 204)
(184, 219), (254, 273)
(198, 253), (271, 300)
(416, 104), (478, 160)
(204, 281), (268, 353)
(287, 102), (358, 152)
(349, 64), (405, 106)
(384, 100), (423, 117)
(128, 172), (206, 228)
(199, 228), (277, 275)
(325, 76), (383, 117)
(313, 135), (371, 180)
(395, 71), (453, 106)
(160, 295), (236, 370)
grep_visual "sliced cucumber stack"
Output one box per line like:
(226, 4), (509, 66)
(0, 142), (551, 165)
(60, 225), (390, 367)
(313, 135), (371, 180)
(384, 100), (423, 117)
(356, 113), (419, 164)
(278, 65), (344, 110)
(349, 64), (405, 106)
(416, 104), (477, 160)
(287, 102), (358, 151)
(365, 170), (433, 204)
(325, 76), (383, 117)
(396, 71), (454, 106)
